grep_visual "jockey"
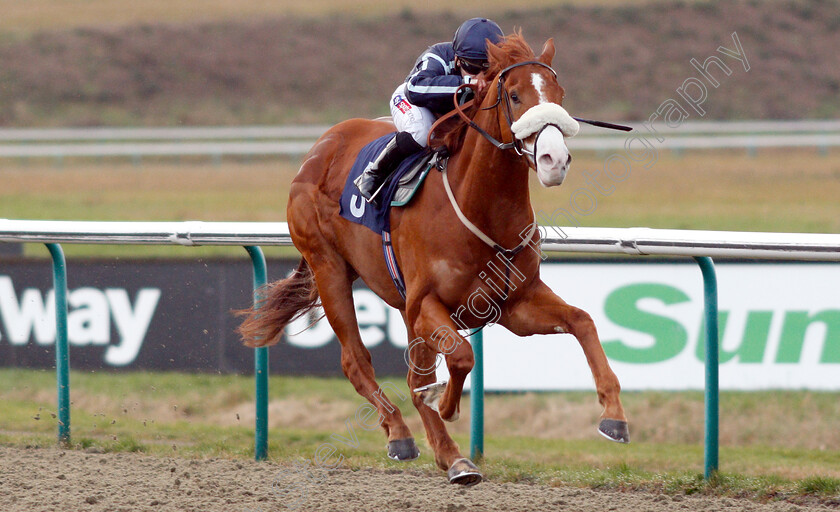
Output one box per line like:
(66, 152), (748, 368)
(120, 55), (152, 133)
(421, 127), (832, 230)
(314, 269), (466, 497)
(355, 17), (504, 204)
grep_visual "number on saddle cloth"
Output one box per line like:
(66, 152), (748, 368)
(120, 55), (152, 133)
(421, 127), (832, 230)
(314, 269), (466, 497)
(339, 133), (434, 234)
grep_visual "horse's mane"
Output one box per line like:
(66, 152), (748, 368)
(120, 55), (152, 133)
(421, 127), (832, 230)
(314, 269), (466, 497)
(431, 31), (537, 154)
(485, 30), (536, 78)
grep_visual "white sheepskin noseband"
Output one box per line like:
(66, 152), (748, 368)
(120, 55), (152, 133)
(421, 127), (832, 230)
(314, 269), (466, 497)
(510, 103), (580, 139)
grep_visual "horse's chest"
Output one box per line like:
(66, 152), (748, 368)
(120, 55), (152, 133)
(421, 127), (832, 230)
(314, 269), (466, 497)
(428, 259), (510, 307)
(428, 259), (482, 298)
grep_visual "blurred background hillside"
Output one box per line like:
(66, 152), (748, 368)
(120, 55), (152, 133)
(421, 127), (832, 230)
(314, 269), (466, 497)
(1, 0), (838, 255)
(0, 0), (837, 127)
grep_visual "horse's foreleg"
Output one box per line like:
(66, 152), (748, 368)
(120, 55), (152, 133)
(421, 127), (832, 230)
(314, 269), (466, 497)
(404, 318), (463, 471)
(410, 296), (474, 423)
(501, 280), (629, 442)
(406, 316), (482, 484)
(306, 253), (417, 457)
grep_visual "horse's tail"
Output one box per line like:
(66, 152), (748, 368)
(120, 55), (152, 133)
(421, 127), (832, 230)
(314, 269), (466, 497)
(237, 258), (321, 348)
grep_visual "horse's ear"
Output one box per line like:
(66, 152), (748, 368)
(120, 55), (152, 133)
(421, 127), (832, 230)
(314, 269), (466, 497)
(486, 38), (506, 66)
(539, 38), (555, 66)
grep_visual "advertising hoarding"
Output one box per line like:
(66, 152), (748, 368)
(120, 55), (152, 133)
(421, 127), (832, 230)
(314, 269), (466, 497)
(1, 259), (838, 390)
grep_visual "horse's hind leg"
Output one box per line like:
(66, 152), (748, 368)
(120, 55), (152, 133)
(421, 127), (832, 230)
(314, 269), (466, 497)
(502, 280), (629, 443)
(306, 250), (418, 460)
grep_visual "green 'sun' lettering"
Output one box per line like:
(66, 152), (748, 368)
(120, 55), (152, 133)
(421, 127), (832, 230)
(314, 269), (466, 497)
(776, 310), (840, 363)
(695, 310), (772, 364)
(602, 283), (690, 363)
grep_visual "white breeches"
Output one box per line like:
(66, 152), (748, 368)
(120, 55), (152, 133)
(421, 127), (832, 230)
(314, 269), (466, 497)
(390, 83), (434, 148)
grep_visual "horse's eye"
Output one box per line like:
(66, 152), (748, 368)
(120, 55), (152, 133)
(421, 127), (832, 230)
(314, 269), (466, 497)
(510, 92), (520, 104)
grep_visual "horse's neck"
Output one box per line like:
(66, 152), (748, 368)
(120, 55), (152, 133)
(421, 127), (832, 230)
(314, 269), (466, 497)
(448, 120), (534, 242)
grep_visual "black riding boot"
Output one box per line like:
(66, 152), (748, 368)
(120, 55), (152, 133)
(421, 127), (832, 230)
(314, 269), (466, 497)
(354, 131), (423, 204)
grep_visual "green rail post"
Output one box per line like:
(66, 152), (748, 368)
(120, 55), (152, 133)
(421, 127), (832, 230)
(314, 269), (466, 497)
(46, 243), (70, 447)
(694, 256), (719, 479)
(245, 246), (269, 461)
(469, 330), (484, 462)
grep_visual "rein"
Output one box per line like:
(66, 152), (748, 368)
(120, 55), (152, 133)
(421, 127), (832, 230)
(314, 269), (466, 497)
(429, 61), (558, 157)
(450, 60), (559, 161)
(428, 59), (632, 151)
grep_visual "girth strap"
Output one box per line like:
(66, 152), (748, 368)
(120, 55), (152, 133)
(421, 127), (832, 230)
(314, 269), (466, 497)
(381, 231), (407, 301)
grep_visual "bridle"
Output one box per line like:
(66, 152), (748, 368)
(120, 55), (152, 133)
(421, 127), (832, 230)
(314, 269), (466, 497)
(450, 60), (559, 166)
(434, 59), (633, 161)
(429, 59), (632, 291)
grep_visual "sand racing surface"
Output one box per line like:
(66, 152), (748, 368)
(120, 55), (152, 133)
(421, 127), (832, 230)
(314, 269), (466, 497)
(1, 445), (834, 512)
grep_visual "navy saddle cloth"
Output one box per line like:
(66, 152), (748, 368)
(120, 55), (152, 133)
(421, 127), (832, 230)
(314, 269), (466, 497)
(339, 133), (432, 234)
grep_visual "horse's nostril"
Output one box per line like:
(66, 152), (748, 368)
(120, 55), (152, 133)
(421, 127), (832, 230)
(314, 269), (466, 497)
(566, 154), (573, 166)
(538, 154), (555, 168)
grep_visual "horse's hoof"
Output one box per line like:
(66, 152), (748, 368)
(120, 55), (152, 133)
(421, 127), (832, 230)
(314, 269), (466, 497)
(447, 458), (482, 486)
(598, 418), (630, 443)
(387, 438), (420, 462)
(413, 382), (447, 413)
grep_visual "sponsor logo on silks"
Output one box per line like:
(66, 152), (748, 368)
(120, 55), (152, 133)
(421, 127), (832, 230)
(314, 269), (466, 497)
(393, 95), (412, 114)
(601, 283), (840, 365)
(0, 276), (161, 366)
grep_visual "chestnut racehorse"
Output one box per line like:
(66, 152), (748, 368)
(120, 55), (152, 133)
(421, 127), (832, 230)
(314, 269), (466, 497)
(238, 33), (628, 486)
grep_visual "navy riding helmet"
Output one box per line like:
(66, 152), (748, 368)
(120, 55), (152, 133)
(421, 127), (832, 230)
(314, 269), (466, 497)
(452, 18), (504, 62)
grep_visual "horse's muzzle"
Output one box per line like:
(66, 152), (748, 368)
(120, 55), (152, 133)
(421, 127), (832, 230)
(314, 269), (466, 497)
(534, 125), (571, 187)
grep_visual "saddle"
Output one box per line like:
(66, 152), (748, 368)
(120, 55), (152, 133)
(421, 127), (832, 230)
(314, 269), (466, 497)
(339, 133), (441, 234)
(390, 150), (436, 207)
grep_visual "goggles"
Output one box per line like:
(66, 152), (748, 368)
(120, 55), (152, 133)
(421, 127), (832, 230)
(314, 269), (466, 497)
(459, 57), (490, 75)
